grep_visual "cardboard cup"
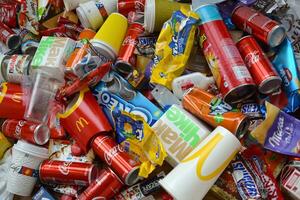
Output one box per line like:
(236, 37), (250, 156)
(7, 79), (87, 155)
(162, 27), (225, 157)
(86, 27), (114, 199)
(159, 126), (241, 200)
(7, 140), (48, 196)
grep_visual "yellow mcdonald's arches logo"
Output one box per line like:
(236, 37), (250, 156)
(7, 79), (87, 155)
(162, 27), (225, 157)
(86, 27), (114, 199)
(75, 117), (89, 132)
(182, 133), (239, 181)
(12, 93), (23, 103)
(0, 82), (8, 104)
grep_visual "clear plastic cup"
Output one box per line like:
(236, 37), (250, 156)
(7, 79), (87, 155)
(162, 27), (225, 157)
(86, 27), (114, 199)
(25, 69), (64, 123)
(7, 140), (48, 196)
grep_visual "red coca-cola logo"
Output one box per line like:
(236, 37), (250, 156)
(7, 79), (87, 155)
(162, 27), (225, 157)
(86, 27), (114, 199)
(104, 145), (124, 165)
(134, 0), (145, 12)
(58, 161), (73, 175)
(122, 36), (137, 46)
(14, 120), (25, 138)
(244, 50), (260, 66)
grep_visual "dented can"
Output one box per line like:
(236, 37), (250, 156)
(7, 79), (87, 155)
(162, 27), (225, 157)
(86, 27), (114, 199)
(92, 135), (140, 186)
(232, 5), (286, 47)
(39, 160), (97, 186)
(195, 4), (256, 104)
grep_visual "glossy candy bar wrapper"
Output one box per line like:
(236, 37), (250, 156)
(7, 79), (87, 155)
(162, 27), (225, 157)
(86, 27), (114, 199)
(112, 110), (167, 178)
(251, 102), (300, 157)
(150, 8), (198, 90)
(92, 72), (163, 126)
(48, 139), (95, 164)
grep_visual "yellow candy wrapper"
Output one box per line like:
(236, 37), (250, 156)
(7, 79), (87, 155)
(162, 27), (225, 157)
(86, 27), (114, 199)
(113, 110), (167, 178)
(150, 9), (199, 89)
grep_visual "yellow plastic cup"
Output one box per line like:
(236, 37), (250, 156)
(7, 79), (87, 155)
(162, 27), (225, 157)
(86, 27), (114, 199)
(144, 0), (191, 33)
(92, 13), (128, 60)
(0, 131), (12, 160)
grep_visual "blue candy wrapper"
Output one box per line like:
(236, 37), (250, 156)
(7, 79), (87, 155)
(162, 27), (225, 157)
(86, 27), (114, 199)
(32, 187), (55, 200)
(92, 72), (163, 126)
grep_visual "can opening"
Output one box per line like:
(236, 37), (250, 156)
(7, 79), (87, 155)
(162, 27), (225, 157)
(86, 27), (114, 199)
(7, 35), (21, 50)
(114, 61), (133, 76)
(236, 117), (250, 139)
(224, 84), (256, 105)
(34, 124), (50, 145)
(125, 166), (140, 186)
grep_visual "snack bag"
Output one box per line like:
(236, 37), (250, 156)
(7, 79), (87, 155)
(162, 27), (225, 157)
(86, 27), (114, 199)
(150, 8), (198, 89)
(113, 110), (167, 178)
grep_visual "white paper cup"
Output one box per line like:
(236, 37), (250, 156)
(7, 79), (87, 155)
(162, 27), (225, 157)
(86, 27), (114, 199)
(7, 140), (48, 196)
(63, 0), (90, 11)
(159, 126), (241, 200)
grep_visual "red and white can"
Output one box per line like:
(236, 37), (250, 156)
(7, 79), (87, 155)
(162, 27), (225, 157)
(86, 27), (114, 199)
(92, 135), (140, 186)
(196, 4), (256, 104)
(78, 167), (124, 200)
(0, 21), (21, 49)
(118, 0), (145, 17)
(115, 22), (144, 75)
(39, 160), (98, 186)
(232, 5), (286, 47)
(0, 2), (18, 28)
(2, 119), (50, 145)
(58, 88), (112, 153)
(0, 82), (26, 119)
(236, 35), (282, 94)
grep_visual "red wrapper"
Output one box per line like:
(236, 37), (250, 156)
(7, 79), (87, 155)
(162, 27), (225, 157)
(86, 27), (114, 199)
(242, 145), (284, 200)
(92, 135), (140, 186)
(39, 160), (97, 186)
(118, 0), (145, 17)
(0, 2), (18, 28)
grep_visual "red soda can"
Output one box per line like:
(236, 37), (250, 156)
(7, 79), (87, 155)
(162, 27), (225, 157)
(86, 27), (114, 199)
(58, 88), (112, 153)
(2, 119), (50, 145)
(115, 23), (144, 76)
(78, 167), (124, 200)
(0, 21), (21, 49)
(118, 0), (145, 17)
(92, 135), (140, 186)
(232, 5), (286, 47)
(0, 82), (26, 119)
(195, 4), (256, 104)
(236, 35), (282, 94)
(39, 160), (98, 186)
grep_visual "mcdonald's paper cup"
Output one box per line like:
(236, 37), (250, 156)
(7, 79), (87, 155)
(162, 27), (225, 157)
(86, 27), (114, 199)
(76, 0), (118, 31)
(144, 0), (191, 33)
(7, 140), (48, 196)
(58, 88), (112, 153)
(159, 126), (241, 200)
(91, 13), (128, 60)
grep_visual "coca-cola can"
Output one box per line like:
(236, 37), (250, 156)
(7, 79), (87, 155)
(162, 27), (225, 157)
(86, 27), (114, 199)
(236, 35), (282, 94)
(118, 0), (145, 17)
(2, 119), (50, 145)
(115, 23), (144, 76)
(78, 167), (124, 200)
(196, 4), (256, 104)
(39, 160), (97, 186)
(232, 5), (286, 47)
(0, 21), (21, 49)
(92, 135), (140, 186)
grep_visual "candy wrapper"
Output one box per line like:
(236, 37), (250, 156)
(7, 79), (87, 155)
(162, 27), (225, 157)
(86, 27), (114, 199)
(92, 72), (163, 126)
(18, 0), (39, 35)
(251, 102), (300, 157)
(49, 140), (95, 163)
(113, 110), (167, 178)
(38, 0), (64, 22)
(241, 145), (284, 200)
(150, 9), (198, 89)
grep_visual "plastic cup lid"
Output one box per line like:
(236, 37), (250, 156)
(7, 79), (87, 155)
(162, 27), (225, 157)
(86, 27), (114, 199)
(13, 140), (49, 159)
